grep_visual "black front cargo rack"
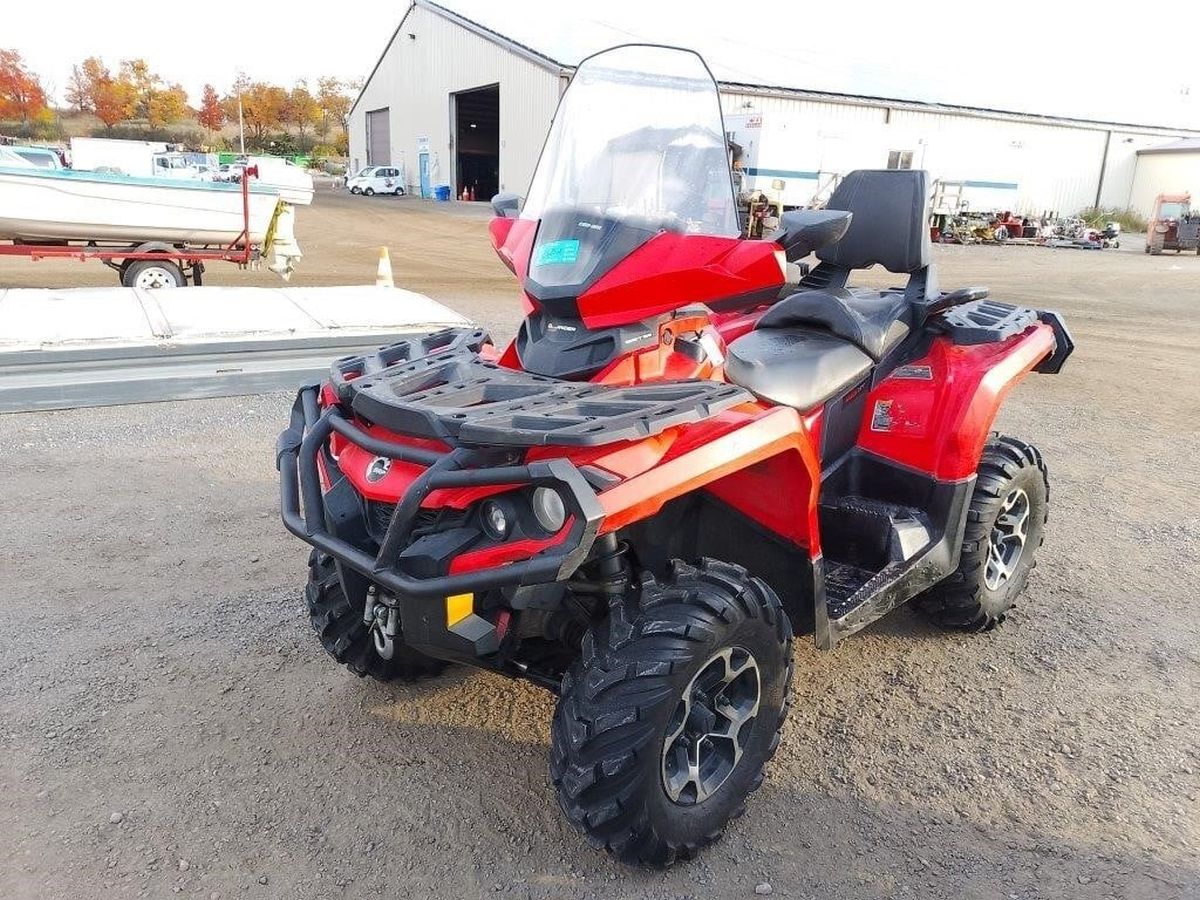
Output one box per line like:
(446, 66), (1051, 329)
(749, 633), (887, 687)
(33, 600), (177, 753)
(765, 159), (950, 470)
(329, 328), (753, 448)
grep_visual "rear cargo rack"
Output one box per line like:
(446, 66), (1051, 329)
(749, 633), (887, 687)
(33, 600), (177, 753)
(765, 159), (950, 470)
(937, 300), (1038, 345)
(331, 328), (753, 448)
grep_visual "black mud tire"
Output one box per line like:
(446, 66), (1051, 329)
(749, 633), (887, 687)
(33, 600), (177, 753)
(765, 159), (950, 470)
(916, 434), (1049, 631)
(305, 551), (446, 682)
(550, 559), (793, 868)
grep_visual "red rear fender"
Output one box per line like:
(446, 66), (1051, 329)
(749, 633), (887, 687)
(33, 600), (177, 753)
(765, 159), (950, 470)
(857, 324), (1056, 480)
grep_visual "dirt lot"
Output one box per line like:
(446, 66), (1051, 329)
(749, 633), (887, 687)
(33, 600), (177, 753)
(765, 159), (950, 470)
(2, 192), (1198, 899)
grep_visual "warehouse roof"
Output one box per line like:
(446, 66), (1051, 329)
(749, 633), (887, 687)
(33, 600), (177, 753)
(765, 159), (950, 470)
(355, 0), (1200, 136)
(1138, 137), (1200, 155)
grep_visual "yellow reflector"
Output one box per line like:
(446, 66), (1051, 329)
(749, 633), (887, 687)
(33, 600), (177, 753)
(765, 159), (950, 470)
(445, 593), (474, 627)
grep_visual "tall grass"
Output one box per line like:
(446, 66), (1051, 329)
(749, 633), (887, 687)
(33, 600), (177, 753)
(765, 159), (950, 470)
(1078, 206), (1147, 233)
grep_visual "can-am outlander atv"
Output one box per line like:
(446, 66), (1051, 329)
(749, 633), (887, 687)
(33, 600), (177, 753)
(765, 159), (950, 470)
(277, 45), (1073, 867)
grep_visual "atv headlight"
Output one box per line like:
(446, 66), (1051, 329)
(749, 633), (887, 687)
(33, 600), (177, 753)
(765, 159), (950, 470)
(481, 500), (510, 539)
(531, 487), (566, 533)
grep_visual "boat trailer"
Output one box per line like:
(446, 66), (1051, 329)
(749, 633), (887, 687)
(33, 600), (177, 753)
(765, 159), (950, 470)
(0, 166), (266, 288)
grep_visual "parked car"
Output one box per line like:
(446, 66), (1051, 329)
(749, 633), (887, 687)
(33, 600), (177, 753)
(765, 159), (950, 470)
(217, 163), (246, 183)
(347, 166), (405, 196)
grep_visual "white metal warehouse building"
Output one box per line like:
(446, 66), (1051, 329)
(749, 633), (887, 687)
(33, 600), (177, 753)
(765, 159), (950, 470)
(349, 0), (1200, 218)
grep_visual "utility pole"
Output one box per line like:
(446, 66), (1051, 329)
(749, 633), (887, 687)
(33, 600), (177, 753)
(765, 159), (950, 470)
(238, 93), (246, 155)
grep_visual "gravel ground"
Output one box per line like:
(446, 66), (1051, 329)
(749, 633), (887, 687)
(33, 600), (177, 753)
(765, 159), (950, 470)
(1, 196), (1198, 899)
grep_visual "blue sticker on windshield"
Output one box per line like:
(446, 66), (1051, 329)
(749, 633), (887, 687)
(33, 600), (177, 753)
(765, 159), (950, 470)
(534, 239), (580, 266)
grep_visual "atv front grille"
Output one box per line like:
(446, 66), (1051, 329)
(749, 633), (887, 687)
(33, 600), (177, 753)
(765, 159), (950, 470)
(366, 501), (396, 544)
(364, 502), (465, 545)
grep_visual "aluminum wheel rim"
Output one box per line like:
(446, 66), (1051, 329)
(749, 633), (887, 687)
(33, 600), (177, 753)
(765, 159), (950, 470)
(661, 646), (760, 806)
(134, 266), (178, 289)
(985, 487), (1030, 590)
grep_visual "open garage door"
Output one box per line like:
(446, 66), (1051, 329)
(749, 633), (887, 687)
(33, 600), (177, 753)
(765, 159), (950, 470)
(453, 86), (498, 200)
(366, 108), (391, 165)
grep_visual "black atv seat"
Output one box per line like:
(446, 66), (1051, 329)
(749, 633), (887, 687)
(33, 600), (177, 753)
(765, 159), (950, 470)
(725, 329), (872, 413)
(755, 287), (910, 361)
(726, 169), (933, 413)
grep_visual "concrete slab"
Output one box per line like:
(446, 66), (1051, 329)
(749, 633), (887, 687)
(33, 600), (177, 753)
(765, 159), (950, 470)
(0, 284), (469, 351)
(0, 287), (156, 348)
(0, 284), (473, 411)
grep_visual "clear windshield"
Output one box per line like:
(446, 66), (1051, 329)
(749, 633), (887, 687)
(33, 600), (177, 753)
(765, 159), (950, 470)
(522, 45), (738, 238)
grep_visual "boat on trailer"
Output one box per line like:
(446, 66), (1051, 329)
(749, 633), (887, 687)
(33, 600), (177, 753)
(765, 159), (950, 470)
(0, 147), (280, 245)
(0, 148), (302, 286)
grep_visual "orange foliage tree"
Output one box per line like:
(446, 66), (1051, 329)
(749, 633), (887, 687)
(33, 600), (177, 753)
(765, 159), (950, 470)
(146, 83), (189, 127)
(93, 75), (136, 129)
(198, 84), (225, 134)
(65, 56), (107, 112)
(0, 49), (49, 123)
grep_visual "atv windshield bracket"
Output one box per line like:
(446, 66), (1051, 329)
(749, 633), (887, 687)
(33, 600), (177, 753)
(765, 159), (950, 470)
(278, 387), (605, 600)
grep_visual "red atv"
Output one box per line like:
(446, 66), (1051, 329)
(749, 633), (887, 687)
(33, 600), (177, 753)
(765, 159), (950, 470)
(277, 45), (1073, 867)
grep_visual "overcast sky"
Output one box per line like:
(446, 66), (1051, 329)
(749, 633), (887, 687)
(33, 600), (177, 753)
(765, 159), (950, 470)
(8, 0), (1200, 129)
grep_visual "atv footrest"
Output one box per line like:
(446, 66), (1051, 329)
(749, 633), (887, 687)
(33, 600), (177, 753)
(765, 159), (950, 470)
(819, 496), (932, 572)
(823, 562), (876, 619)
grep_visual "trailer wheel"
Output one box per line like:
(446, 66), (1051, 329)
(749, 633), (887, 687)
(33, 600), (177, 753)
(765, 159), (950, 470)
(122, 259), (185, 289)
(364, 187), (376, 196)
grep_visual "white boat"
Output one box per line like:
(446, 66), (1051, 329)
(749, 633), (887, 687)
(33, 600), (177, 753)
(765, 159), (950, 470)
(0, 147), (282, 246)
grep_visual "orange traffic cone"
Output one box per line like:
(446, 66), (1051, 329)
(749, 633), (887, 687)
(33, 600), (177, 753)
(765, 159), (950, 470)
(375, 246), (394, 288)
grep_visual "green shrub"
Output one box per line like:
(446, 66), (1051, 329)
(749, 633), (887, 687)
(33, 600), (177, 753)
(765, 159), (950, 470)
(91, 123), (205, 147)
(1078, 206), (1147, 233)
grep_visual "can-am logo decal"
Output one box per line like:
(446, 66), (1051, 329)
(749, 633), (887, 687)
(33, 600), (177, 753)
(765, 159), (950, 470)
(366, 457), (391, 483)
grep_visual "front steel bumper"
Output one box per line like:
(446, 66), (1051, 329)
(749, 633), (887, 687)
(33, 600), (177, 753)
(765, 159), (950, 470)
(276, 386), (604, 601)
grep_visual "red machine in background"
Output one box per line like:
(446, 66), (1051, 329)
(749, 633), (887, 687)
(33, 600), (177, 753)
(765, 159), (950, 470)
(1146, 192), (1200, 254)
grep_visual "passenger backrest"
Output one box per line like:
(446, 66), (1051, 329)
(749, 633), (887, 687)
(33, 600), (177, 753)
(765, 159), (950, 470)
(816, 169), (931, 274)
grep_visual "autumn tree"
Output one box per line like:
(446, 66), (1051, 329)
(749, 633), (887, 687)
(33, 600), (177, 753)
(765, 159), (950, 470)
(146, 82), (189, 127)
(233, 81), (287, 142)
(0, 49), (49, 123)
(93, 75), (136, 129)
(284, 81), (321, 136)
(316, 76), (352, 140)
(198, 84), (225, 135)
(118, 58), (156, 118)
(65, 56), (108, 112)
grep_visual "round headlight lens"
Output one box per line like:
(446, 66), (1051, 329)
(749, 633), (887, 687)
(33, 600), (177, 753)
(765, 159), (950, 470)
(481, 500), (509, 539)
(531, 487), (566, 533)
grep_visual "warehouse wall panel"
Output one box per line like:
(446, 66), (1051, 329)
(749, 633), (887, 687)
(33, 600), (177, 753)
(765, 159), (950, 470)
(349, 4), (560, 196)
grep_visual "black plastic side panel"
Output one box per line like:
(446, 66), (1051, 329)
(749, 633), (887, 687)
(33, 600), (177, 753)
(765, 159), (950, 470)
(619, 492), (817, 635)
(1034, 310), (1075, 374)
(515, 310), (658, 380)
(819, 377), (870, 464)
